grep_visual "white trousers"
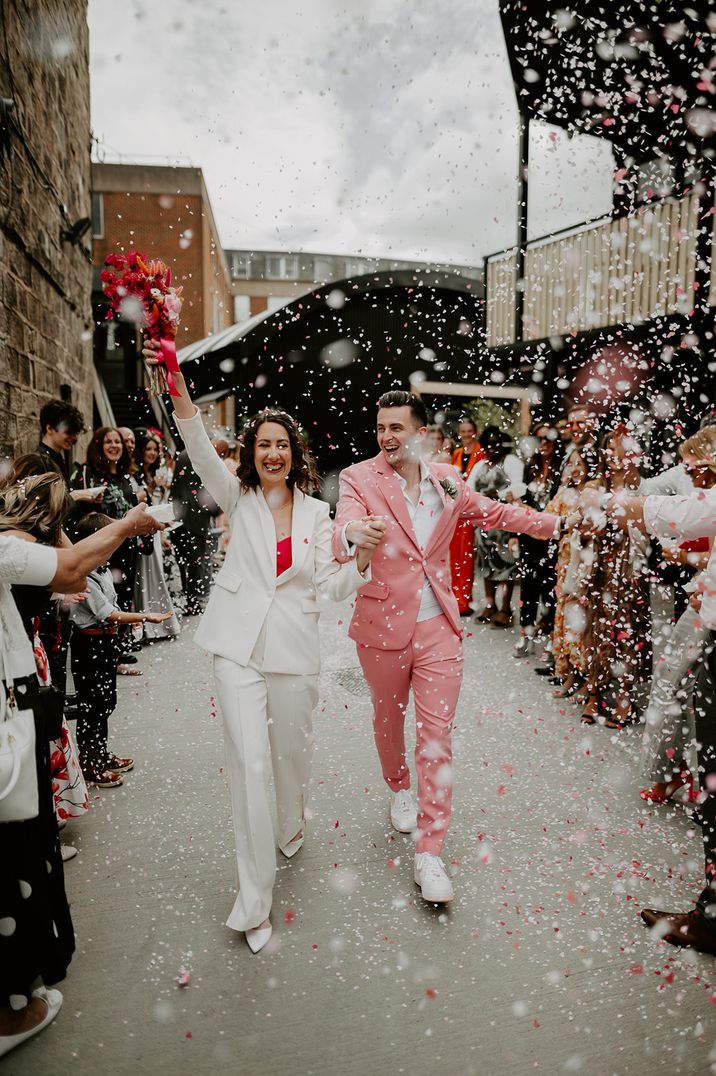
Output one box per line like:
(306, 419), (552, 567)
(213, 655), (318, 932)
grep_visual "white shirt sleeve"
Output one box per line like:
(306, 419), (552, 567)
(500, 455), (528, 501)
(0, 535), (57, 586)
(640, 465), (693, 497)
(643, 489), (716, 542)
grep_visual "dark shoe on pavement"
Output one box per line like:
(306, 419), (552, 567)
(117, 654), (138, 664)
(474, 606), (496, 623)
(83, 767), (124, 788)
(640, 908), (716, 954)
(490, 611), (513, 628)
(106, 755), (134, 773)
(535, 665), (556, 677)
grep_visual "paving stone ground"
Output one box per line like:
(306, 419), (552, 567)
(6, 595), (716, 1076)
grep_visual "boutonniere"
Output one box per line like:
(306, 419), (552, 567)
(439, 477), (458, 500)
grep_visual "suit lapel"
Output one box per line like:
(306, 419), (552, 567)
(254, 488), (280, 580)
(275, 490), (312, 585)
(371, 455), (420, 554)
(424, 465), (458, 554)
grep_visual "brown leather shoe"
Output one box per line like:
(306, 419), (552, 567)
(640, 908), (716, 954)
(106, 755), (134, 773)
(474, 606), (496, 623)
(491, 611), (514, 628)
(84, 767), (124, 788)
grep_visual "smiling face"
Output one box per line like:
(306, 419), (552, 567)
(143, 439), (160, 468)
(376, 406), (426, 469)
(457, 420), (477, 448)
(118, 427), (136, 455)
(254, 421), (292, 488)
(102, 429), (123, 468)
(44, 423), (78, 453)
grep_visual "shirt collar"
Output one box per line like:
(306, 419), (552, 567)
(394, 461), (431, 490)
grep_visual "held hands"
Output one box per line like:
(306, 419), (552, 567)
(346, 515), (387, 551)
(350, 515), (387, 574)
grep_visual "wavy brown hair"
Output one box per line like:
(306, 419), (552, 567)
(0, 471), (72, 545)
(237, 410), (319, 494)
(85, 426), (131, 480)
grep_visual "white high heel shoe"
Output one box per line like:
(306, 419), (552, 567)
(279, 821), (305, 859)
(245, 922), (272, 954)
(0, 987), (63, 1058)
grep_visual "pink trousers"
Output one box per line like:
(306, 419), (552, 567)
(357, 614), (463, 854)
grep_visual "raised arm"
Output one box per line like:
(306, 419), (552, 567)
(143, 339), (239, 516)
(460, 484), (559, 540)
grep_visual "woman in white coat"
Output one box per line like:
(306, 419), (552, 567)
(144, 343), (381, 952)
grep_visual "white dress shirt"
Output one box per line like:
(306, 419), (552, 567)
(644, 488), (716, 630)
(395, 462), (444, 622)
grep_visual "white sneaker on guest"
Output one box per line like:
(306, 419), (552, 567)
(390, 790), (417, 833)
(414, 852), (454, 903)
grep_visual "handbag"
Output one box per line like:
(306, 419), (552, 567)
(0, 638), (39, 823)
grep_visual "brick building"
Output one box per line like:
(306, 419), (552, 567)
(0, 0), (94, 458)
(91, 163), (234, 431)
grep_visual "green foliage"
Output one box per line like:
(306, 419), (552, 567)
(461, 398), (518, 439)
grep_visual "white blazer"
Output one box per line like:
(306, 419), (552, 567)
(174, 410), (368, 674)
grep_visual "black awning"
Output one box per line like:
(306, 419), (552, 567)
(499, 1), (715, 162)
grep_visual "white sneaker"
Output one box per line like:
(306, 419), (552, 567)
(390, 790), (418, 833)
(414, 852), (454, 903)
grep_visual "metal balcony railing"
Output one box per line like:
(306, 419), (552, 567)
(486, 190), (711, 348)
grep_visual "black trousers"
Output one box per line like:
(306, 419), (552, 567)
(71, 634), (117, 769)
(171, 526), (212, 613)
(518, 537), (557, 630)
(693, 633), (716, 924)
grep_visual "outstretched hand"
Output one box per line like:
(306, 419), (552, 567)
(124, 503), (166, 537)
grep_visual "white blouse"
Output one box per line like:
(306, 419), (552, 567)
(0, 536), (57, 683)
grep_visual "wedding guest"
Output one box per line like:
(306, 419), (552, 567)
(69, 512), (173, 787)
(133, 434), (180, 641)
(0, 503), (164, 1057)
(469, 426), (526, 627)
(144, 337), (380, 954)
(0, 463), (89, 849)
(118, 427), (139, 477)
(449, 416), (484, 615)
(170, 440), (221, 616)
(425, 425), (452, 464)
(592, 479), (716, 953)
(580, 425), (651, 727)
(513, 424), (564, 656)
(548, 449), (604, 697)
(639, 428), (716, 802)
(561, 404), (599, 475)
(70, 427), (140, 674)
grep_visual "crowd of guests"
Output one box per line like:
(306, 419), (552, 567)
(0, 397), (238, 1053)
(448, 405), (715, 799)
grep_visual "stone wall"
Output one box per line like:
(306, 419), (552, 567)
(0, 0), (93, 458)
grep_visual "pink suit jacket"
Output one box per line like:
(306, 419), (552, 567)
(332, 453), (559, 651)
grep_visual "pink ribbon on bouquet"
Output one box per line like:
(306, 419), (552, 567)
(159, 337), (181, 397)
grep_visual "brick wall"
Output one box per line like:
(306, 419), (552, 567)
(92, 166), (234, 346)
(0, 0), (93, 458)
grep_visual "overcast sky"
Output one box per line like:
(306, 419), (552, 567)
(88, 0), (614, 267)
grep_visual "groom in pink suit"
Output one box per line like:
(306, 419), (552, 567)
(333, 391), (560, 903)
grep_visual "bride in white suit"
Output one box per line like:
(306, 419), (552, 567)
(144, 342), (383, 952)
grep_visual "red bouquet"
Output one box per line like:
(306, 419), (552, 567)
(100, 250), (183, 396)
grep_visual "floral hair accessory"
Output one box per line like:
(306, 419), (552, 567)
(100, 251), (183, 397)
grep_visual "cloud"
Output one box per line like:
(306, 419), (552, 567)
(88, 0), (613, 264)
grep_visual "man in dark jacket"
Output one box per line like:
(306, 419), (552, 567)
(170, 440), (226, 615)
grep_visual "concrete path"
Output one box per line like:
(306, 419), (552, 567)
(6, 601), (716, 1076)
